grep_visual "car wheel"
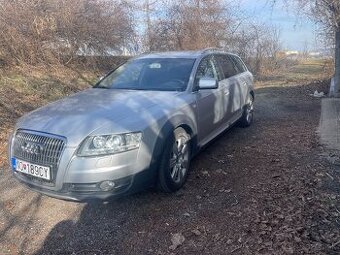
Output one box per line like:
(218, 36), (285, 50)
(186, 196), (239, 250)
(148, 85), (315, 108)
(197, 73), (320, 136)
(239, 94), (254, 128)
(157, 127), (191, 193)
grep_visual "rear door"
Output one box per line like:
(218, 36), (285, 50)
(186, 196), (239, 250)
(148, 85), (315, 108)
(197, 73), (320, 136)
(230, 55), (251, 107)
(215, 54), (242, 124)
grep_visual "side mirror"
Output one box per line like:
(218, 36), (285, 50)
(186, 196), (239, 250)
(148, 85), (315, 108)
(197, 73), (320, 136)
(198, 77), (218, 89)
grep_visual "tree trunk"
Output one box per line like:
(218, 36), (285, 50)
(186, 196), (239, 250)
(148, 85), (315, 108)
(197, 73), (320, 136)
(334, 29), (340, 96)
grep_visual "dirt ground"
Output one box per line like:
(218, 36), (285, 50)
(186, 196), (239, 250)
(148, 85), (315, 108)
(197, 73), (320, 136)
(1, 61), (340, 254)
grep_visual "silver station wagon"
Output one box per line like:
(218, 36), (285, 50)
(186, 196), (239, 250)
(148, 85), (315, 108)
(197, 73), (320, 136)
(8, 49), (254, 201)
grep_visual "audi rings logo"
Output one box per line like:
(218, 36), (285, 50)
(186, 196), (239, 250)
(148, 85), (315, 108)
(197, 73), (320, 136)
(21, 141), (44, 155)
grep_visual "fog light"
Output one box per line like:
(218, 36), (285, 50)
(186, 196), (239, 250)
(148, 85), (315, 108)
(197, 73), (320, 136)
(99, 181), (115, 191)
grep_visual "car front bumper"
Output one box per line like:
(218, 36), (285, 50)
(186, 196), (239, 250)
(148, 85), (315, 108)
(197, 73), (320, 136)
(11, 139), (157, 201)
(13, 169), (153, 202)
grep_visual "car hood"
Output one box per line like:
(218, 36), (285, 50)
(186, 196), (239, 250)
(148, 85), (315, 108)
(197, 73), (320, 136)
(16, 88), (180, 146)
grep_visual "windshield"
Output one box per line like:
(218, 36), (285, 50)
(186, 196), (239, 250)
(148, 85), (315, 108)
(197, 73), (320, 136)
(95, 58), (195, 91)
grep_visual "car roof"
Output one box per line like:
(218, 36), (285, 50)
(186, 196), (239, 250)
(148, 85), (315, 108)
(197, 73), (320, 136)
(136, 49), (237, 60)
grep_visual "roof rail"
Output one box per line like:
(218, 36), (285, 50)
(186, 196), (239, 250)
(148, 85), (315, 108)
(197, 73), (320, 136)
(201, 47), (224, 53)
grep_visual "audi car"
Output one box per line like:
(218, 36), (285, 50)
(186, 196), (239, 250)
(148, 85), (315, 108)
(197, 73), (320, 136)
(8, 49), (254, 201)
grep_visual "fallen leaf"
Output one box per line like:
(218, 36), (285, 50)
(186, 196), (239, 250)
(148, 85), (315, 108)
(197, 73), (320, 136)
(191, 229), (201, 236)
(169, 233), (185, 250)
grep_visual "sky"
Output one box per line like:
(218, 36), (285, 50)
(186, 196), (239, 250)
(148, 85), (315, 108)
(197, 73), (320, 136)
(239, 0), (319, 51)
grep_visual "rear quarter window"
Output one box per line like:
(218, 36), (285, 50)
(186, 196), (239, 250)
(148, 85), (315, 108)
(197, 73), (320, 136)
(231, 56), (247, 73)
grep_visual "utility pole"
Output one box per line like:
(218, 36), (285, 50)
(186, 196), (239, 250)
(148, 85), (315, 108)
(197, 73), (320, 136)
(144, 0), (158, 52)
(334, 27), (340, 96)
(145, 0), (151, 51)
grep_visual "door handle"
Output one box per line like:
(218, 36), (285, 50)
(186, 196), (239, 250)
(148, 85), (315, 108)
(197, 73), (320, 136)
(224, 89), (230, 96)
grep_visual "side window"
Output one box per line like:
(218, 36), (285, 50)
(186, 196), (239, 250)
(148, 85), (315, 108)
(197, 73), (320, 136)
(216, 55), (238, 79)
(195, 56), (220, 82)
(212, 55), (224, 81)
(231, 56), (247, 74)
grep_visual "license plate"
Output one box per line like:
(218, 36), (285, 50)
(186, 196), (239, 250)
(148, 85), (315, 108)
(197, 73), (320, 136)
(13, 158), (51, 181)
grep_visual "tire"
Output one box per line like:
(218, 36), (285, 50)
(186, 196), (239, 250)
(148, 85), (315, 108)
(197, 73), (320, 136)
(239, 94), (254, 128)
(157, 127), (191, 193)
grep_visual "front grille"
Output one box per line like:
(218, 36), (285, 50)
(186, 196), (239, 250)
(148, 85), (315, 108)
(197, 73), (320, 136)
(12, 130), (66, 186)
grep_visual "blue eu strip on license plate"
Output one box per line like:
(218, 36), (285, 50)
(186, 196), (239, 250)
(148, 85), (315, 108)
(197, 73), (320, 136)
(11, 158), (16, 171)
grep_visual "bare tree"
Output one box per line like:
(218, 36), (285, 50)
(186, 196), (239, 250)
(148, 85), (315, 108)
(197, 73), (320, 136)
(302, 40), (309, 59)
(146, 0), (232, 51)
(0, 0), (135, 66)
(224, 22), (282, 75)
(139, 0), (282, 74)
(0, 0), (283, 76)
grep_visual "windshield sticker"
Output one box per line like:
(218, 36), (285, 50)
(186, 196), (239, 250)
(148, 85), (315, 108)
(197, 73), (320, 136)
(149, 63), (161, 69)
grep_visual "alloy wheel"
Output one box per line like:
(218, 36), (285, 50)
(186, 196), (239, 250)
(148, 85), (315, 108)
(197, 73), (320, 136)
(169, 136), (190, 184)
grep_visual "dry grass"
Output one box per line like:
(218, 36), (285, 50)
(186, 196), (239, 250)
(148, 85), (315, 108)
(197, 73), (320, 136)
(0, 66), (98, 166)
(256, 58), (334, 89)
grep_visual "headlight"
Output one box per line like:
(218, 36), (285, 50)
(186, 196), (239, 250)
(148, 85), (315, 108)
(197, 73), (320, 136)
(77, 132), (142, 157)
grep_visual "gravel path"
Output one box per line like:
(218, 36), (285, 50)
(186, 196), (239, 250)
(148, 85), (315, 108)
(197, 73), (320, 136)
(1, 80), (339, 255)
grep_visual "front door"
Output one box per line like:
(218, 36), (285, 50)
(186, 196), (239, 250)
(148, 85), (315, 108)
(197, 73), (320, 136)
(194, 55), (224, 144)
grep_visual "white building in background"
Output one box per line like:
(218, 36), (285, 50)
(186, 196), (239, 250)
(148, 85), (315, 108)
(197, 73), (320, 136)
(283, 50), (299, 60)
(285, 51), (299, 56)
(309, 52), (322, 57)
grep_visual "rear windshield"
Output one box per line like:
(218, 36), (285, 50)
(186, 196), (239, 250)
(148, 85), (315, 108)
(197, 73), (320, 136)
(96, 58), (195, 91)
